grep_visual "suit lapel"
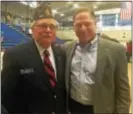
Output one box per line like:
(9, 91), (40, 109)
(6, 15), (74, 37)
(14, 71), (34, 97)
(65, 42), (77, 91)
(94, 38), (109, 84)
(27, 41), (52, 91)
(92, 38), (111, 111)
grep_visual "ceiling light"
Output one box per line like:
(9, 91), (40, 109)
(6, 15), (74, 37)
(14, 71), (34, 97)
(73, 4), (79, 8)
(93, 5), (98, 9)
(20, 1), (27, 5)
(29, 2), (37, 8)
(32, 2), (37, 7)
(52, 9), (58, 15)
(52, 9), (57, 13)
(60, 13), (64, 16)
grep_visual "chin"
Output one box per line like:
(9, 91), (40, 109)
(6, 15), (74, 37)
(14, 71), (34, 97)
(80, 39), (90, 44)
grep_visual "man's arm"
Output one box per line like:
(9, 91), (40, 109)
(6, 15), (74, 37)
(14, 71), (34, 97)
(1, 50), (21, 113)
(115, 45), (131, 113)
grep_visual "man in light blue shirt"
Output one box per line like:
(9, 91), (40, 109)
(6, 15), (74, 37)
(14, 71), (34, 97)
(70, 35), (98, 106)
(64, 8), (130, 114)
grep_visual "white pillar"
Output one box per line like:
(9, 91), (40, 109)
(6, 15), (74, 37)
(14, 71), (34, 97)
(115, 13), (119, 27)
(97, 15), (102, 33)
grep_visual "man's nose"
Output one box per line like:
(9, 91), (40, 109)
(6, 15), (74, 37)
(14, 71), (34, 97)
(81, 24), (86, 30)
(45, 26), (51, 32)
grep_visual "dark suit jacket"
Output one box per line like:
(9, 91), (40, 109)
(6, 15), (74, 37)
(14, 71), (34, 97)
(1, 40), (66, 114)
(1, 104), (9, 114)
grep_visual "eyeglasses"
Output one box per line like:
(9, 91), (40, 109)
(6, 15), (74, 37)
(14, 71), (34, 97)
(75, 21), (95, 28)
(35, 24), (58, 30)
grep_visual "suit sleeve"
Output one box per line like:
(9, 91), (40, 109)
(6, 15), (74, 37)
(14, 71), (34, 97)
(1, 51), (21, 113)
(61, 41), (73, 52)
(115, 45), (131, 113)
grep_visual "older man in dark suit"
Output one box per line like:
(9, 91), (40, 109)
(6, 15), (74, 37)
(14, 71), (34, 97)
(1, 4), (66, 114)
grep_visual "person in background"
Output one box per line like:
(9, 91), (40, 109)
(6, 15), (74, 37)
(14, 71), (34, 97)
(1, 4), (66, 114)
(64, 8), (131, 114)
(126, 40), (132, 62)
(27, 28), (32, 38)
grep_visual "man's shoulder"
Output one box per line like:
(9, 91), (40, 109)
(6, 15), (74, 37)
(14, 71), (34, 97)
(100, 33), (119, 43)
(101, 38), (126, 52)
(53, 44), (66, 55)
(64, 40), (77, 49)
(4, 41), (33, 55)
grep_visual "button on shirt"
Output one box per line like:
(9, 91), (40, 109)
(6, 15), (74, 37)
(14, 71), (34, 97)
(70, 36), (98, 105)
(54, 95), (57, 99)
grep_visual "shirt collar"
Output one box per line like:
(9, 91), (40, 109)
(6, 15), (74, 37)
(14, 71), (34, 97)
(77, 34), (99, 49)
(34, 40), (52, 56)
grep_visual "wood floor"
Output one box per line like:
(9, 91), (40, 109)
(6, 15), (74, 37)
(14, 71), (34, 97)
(128, 63), (132, 87)
(128, 63), (132, 113)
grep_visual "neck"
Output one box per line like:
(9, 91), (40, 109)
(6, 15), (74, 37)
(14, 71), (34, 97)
(79, 36), (95, 46)
(34, 40), (51, 50)
(41, 44), (51, 49)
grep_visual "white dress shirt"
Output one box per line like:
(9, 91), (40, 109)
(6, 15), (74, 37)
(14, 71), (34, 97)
(35, 41), (57, 79)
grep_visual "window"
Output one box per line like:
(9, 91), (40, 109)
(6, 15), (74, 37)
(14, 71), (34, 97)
(102, 14), (116, 26)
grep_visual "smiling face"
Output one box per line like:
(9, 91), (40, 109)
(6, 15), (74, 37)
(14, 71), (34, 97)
(31, 18), (57, 48)
(73, 9), (97, 45)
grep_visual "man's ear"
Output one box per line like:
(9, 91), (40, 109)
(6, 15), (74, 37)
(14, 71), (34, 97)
(73, 22), (76, 30)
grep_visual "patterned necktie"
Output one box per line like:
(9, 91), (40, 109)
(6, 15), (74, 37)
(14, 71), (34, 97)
(43, 50), (56, 87)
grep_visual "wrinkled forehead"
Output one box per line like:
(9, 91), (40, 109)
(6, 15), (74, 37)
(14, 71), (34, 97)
(74, 12), (95, 22)
(35, 18), (57, 25)
(74, 20), (95, 25)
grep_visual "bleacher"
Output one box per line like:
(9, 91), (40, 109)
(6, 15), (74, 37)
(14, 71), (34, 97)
(1, 22), (31, 50)
(1, 22), (66, 50)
